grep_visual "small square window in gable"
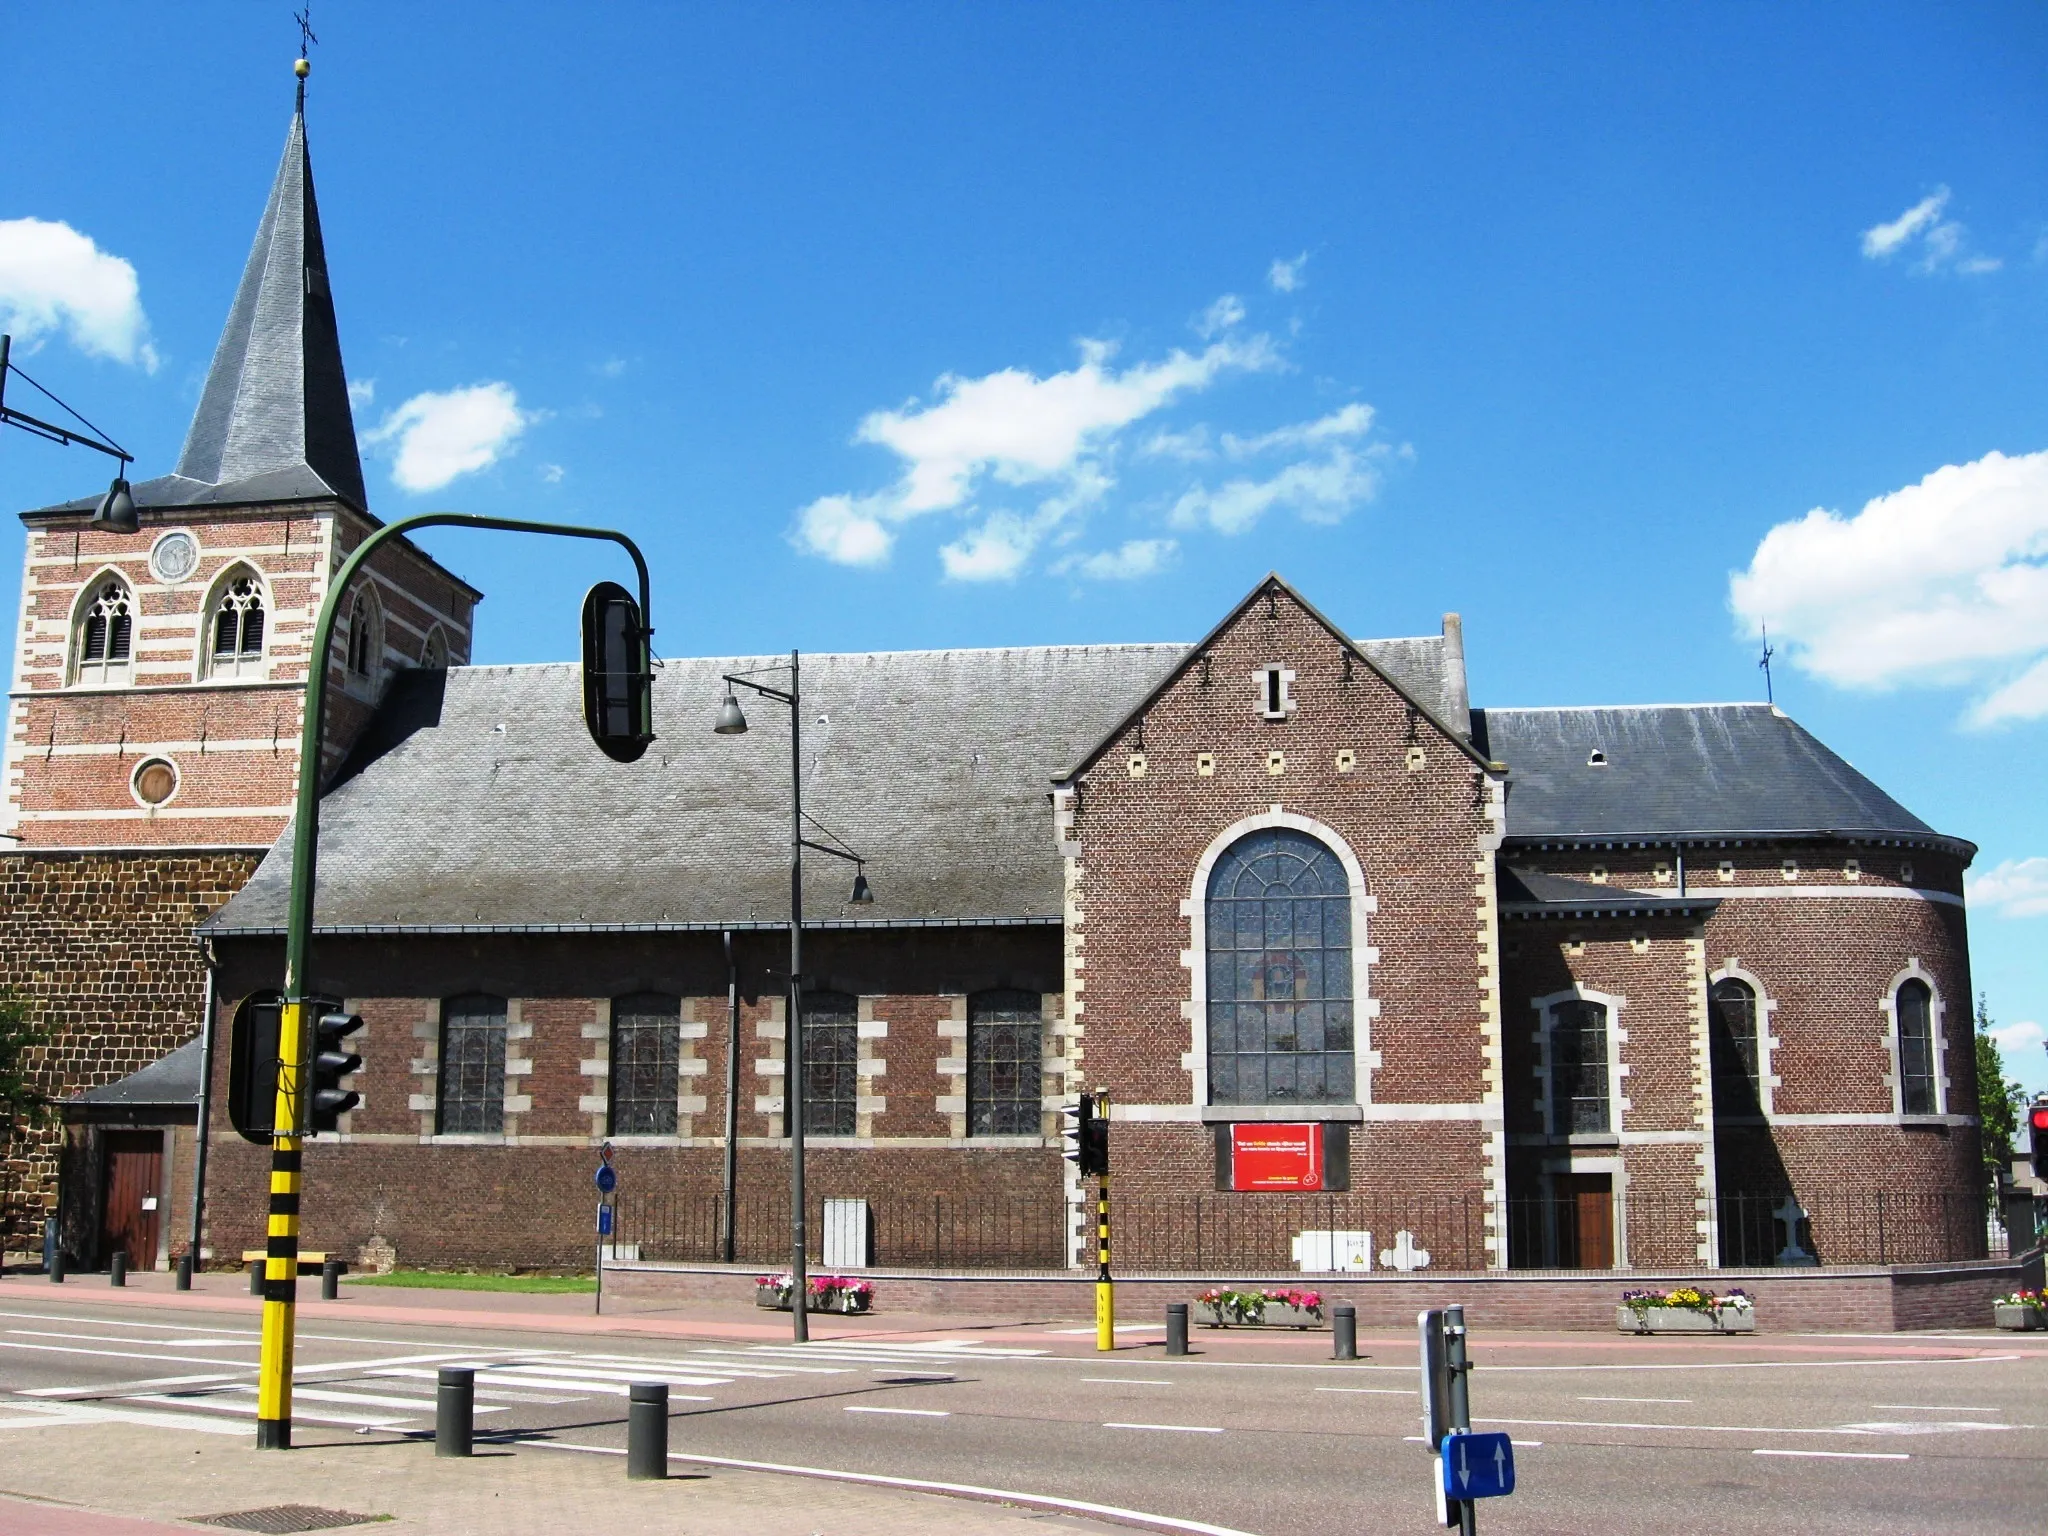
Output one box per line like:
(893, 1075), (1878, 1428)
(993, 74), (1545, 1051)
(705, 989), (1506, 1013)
(1266, 750), (1286, 776)
(1127, 752), (1147, 779)
(1403, 746), (1426, 772)
(1781, 858), (1799, 883)
(1588, 865), (1608, 884)
(1196, 752), (1216, 777)
(1335, 749), (1356, 774)
(1900, 860), (1915, 885)
(1652, 861), (1672, 885)
(1844, 858), (1862, 882)
(1255, 664), (1296, 720)
(1718, 860), (1736, 883)
(1630, 931), (1649, 955)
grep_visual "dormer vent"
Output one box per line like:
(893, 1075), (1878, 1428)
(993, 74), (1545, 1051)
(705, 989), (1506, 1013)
(1587, 749), (1608, 767)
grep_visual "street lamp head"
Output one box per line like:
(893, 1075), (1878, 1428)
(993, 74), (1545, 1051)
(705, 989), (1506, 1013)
(849, 866), (874, 905)
(713, 691), (749, 735)
(91, 475), (138, 536)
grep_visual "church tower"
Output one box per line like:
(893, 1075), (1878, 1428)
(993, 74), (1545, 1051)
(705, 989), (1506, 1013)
(0, 66), (480, 1267)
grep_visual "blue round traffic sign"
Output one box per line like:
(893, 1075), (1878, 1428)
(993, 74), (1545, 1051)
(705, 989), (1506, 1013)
(595, 1164), (617, 1194)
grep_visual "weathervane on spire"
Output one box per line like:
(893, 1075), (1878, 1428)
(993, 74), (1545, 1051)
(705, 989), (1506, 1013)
(294, 5), (317, 105)
(1759, 623), (1776, 705)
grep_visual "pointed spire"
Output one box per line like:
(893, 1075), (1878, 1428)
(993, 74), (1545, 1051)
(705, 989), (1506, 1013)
(175, 70), (366, 508)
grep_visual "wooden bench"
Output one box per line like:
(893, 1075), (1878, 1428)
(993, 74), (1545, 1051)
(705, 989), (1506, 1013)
(241, 1250), (348, 1277)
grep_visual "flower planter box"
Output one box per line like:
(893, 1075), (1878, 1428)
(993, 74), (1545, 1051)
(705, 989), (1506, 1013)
(1197, 1301), (1325, 1330)
(1993, 1303), (2045, 1332)
(755, 1285), (872, 1315)
(1617, 1305), (1755, 1335)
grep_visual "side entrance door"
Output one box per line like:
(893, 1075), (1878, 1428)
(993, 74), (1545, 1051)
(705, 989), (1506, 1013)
(1554, 1172), (1615, 1269)
(99, 1130), (163, 1270)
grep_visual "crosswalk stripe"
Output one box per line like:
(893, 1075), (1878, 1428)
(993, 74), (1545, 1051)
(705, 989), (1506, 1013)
(126, 1393), (409, 1430)
(219, 1385), (507, 1415)
(368, 1369), (582, 1403)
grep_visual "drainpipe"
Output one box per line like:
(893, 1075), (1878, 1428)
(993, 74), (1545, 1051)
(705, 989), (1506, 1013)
(1676, 844), (1687, 899)
(721, 929), (739, 1264)
(188, 937), (220, 1268)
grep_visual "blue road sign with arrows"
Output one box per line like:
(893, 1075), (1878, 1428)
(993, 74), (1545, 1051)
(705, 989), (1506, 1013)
(597, 1202), (614, 1237)
(1440, 1432), (1515, 1500)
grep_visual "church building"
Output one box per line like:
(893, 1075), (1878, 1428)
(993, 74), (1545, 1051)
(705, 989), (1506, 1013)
(3, 81), (1983, 1284)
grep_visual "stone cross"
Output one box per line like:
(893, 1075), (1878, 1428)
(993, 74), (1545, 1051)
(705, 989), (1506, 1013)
(1379, 1229), (1431, 1273)
(1772, 1196), (1816, 1266)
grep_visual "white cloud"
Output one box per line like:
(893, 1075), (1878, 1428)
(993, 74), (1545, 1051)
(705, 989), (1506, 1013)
(1221, 402), (1373, 457)
(364, 382), (530, 493)
(1860, 188), (1998, 274)
(1170, 444), (1381, 535)
(1139, 426), (1214, 462)
(793, 325), (1277, 572)
(1968, 857), (2048, 918)
(1268, 252), (1308, 292)
(1052, 538), (1178, 581)
(0, 217), (157, 370)
(539, 462), (564, 484)
(595, 357), (628, 378)
(1728, 449), (2048, 722)
(1196, 294), (1246, 338)
(347, 378), (375, 409)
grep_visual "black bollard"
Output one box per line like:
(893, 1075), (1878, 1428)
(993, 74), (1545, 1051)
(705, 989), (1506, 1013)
(321, 1257), (342, 1301)
(1165, 1302), (1189, 1356)
(1333, 1303), (1357, 1361)
(436, 1367), (475, 1457)
(109, 1251), (128, 1287)
(175, 1253), (194, 1291)
(49, 1250), (65, 1284)
(627, 1381), (669, 1479)
(249, 1260), (264, 1296)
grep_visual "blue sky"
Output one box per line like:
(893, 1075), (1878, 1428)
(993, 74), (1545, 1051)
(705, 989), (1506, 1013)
(5, 5), (2046, 1090)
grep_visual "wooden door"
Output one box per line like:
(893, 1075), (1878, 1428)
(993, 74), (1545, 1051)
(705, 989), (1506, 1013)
(1550, 1173), (1614, 1268)
(100, 1130), (163, 1270)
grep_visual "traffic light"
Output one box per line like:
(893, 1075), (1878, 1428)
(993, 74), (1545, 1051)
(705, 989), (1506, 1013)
(309, 1012), (364, 1133)
(2029, 1101), (2048, 1181)
(581, 580), (654, 763)
(227, 993), (282, 1144)
(1062, 1092), (1109, 1177)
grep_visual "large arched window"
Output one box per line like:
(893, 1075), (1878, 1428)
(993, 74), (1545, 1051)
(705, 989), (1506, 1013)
(1895, 978), (1937, 1115)
(73, 576), (134, 686)
(1205, 828), (1353, 1105)
(205, 568), (268, 680)
(610, 992), (680, 1136)
(968, 989), (1042, 1136)
(1547, 998), (1612, 1134)
(799, 991), (858, 1135)
(1708, 976), (1762, 1118)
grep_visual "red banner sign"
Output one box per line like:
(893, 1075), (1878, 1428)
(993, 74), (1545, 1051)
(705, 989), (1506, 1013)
(1229, 1123), (1325, 1191)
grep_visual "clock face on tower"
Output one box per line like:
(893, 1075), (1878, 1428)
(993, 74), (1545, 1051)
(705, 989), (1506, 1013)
(149, 530), (200, 584)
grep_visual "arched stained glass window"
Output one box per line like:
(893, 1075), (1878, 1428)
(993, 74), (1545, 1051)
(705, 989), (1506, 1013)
(1896, 978), (1936, 1115)
(800, 991), (858, 1135)
(1205, 828), (1354, 1105)
(1708, 976), (1762, 1118)
(1549, 999), (1611, 1134)
(208, 572), (267, 679)
(969, 989), (1043, 1135)
(610, 993), (680, 1136)
(75, 577), (134, 685)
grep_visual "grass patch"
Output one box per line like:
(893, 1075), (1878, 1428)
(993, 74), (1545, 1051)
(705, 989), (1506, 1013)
(346, 1269), (596, 1294)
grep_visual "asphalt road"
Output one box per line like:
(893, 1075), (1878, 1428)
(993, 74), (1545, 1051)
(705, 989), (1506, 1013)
(1, 1290), (2044, 1535)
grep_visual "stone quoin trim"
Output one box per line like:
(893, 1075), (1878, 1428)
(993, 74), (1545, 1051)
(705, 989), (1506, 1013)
(1880, 959), (1950, 1119)
(1530, 983), (1629, 1138)
(1177, 805), (1380, 1111)
(1685, 933), (1719, 1266)
(1475, 770), (1510, 1268)
(1707, 957), (1781, 1120)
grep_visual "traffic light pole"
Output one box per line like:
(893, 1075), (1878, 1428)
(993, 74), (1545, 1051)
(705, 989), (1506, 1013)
(1095, 1091), (1113, 1353)
(256, 512), (651, 1449)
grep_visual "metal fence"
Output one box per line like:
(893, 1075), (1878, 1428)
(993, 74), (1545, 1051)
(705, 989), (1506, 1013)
(612, 1184), (1999, 1275)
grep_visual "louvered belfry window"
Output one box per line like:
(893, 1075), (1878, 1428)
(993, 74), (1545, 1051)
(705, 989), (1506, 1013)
(1205, 828), (1354, 1105)
(1896, 979), (1937, 1115)
(76, 578), (134, 684)
(610, 993), (680, 1136)
(438, 993), (507, 1134)
(968, 989), (1043, 1136)
(210, 574), (267, 678)
(800, 991), (858, 1136)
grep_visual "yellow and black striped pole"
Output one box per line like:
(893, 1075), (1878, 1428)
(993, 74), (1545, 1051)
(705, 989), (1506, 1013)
(254, 998), (305, 1447)
(249, 509), (656, 1449)
(1095, 1171), (1114, 1351)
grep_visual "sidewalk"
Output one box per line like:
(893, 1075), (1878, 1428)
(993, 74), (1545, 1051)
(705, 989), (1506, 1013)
(0, 1419), (1137, 1536)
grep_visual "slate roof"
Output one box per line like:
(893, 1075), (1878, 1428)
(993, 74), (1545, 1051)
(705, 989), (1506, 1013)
(27, 98), (365, 517)
(72, 1037), (201, 1111)
(205, 645), (1186, 935)
(1470, 703), (1961, 849)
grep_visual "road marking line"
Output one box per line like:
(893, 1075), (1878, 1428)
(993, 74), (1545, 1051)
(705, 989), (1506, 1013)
(1578, 1396), (1692, 1404)
(125, 1393), (409, 1430)
(1754, 1449), (1909, 1461)
(218, 1385), (508, 1415)
(845, 1405), (951, 1417)
(162, 1339), (262, 1348)
(1316, 1387), (1411, 1395)
(9, 1329), (244, 1347)
(485, 1362), (735, 1387)
(0, 1401), (245, 1437)
(21, 1372), (249, 1397)
(366, 1370), (582, 1403)
(1488, 1355), (2022, 1373)
(1872, 1404), (1996, 1412)
(1082, 1378), (1173, 1385)
(1104, 1422), (1224, 1433)
(1473, 1415), (1947, 1437)
(533, 1438), (1264, 1536)
(0, 1310), (258, 1337)
(0, 1340), (255, 1368)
